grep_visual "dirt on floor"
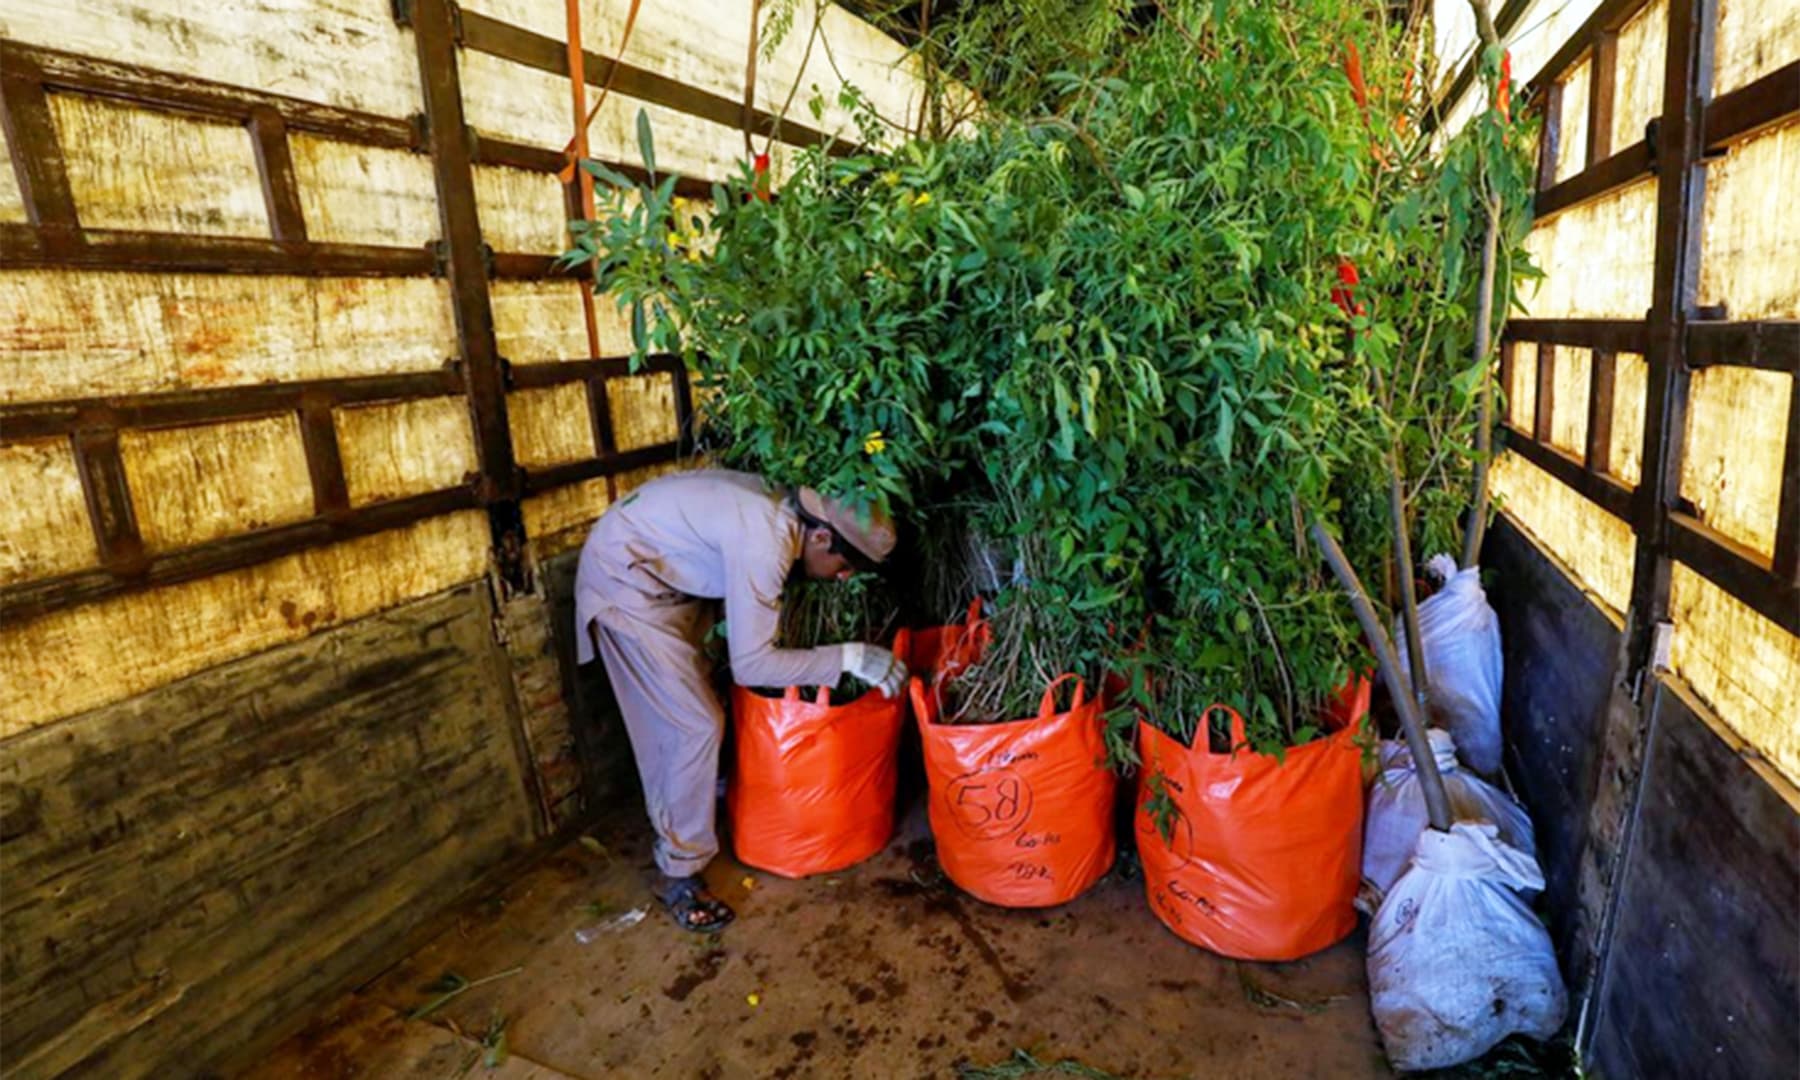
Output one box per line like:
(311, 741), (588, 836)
(249, 799), (1391, 1079)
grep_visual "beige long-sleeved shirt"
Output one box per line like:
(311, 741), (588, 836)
(574, 469), (846, 689)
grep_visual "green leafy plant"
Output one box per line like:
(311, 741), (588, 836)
(567, 0), (1536, 751)
(752, 571), (899, 703)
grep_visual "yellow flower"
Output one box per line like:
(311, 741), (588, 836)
(912, 191), (932, 207)
(863, 431), (887, 455)
(881, 171), (900, 186)
(665, 231), (683, 249)
(746, 992), (762, 1007)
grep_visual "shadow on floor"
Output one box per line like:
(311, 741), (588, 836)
(249, 798), (1390, 1079)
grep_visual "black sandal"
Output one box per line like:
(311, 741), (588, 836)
(659, 876), (736, 933)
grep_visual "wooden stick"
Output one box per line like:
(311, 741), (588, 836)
(1463, 191), (1503, 569)
(1390, 449), (1431, 703)
(1311, 518), (1453, 831)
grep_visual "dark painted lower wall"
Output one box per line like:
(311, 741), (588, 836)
(1591, 685), (1799, 1079)
(1484, 516), (1620, 980)
(1485, 515), (1799, 1079)
(539, 548), (641, 812)
(0, 584), (540, 1079)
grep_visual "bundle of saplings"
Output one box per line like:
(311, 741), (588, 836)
(569, 0), (1536, 914)
(764, 573), (900, 703)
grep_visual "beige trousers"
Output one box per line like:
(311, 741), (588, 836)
(590, 601), (724, 879)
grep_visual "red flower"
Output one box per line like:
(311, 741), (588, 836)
(1494, 51), (1512, 123)
(1344, 41), (1369, 117)
(1332, 258), (1366, 318)
(749, 152), (772, 202)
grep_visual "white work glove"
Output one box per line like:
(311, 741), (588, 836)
(843, 643), (908, 699)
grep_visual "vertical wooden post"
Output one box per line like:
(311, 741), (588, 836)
(1538, 81), (1564, 192)
(300, 392), (351, 519)
(1589, 32), (1618, 164)
(1587, 349), (1618, 474)
(1535, 344), (1558, 444)
(71, 412), (146, 575)
(0, 43), (80, 254)
(407, 0), (528, 590)
(1772, 378), (1800, 585)
(585, 375), (618, 461)
(1622, 0), (1714, 680)
(248, 105), (309, 242)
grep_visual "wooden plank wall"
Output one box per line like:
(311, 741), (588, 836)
(0, 1), (930, 1074)
(0, 585), (539, 1079)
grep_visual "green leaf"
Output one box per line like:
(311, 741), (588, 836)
(580, 159), (637, 191)
(636, 108), (657, 174)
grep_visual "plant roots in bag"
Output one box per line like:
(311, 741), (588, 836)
(905, 598), (989, 685)
(1135, 674), (1370, 961)
(728, 632), (909, 878)
(1396, 554), (1505, 776)
(1363, 729), (1536, 902)
(910, 673), (1117, 908)
(1369, 822), (1567, 1071)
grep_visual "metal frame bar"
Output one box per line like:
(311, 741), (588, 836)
(1499, 0), (1798, 645)
(411, 0), (528, 589)
(1703, 60), (1800, 151)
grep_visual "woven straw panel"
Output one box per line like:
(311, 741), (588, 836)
(50, 93), (268, 238)
(1669, 563), (1800, 788)
(0, 272), (455, 404)
(458, 0), (925, 152)
(1699, 121), (1800, 321)
(523, 478), (612, 559)
(290, 134), (439, 248)
(121, 416), (314, 553)
(1714, 0), (1800, 96)
(1492, 449), (1636, 615)
(1555, 61), (1591, 183)
(608, 372), (680, 451)
(1549, 346), (1593, 458)
(1608, 351), (1648, 486)
(473, 164), (568, 256)
(0, 512), (489, 734)
(0, 438), (98, 586)
(616, 459), (686, 496)
(0, 123), (26, 223)
(1611, 0), (1668, 153)
(1678, 366), (1791, 560)
(1524, 178), (1658, 319)
(507, 383), (596, 468)
(0, 0), (423, 119)
(1507, 341), (1539, 433)
(457, 49), (795, 183)
(336, 397), (478, 507)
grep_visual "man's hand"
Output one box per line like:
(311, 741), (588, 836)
(843, 643), (908, 699)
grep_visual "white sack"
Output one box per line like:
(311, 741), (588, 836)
(1395, 554), (1504, 776)
(1369, 823), (1567, 1071)
(1363, 729), (1536, 901)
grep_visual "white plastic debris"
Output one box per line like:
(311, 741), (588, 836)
(1396, 554), (1505, 776)
(1363, 729), (1536, 902)
(574, 906), (648, 944)
(1369, 823), (1567, 1071)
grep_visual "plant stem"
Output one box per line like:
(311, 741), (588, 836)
(1462, 189), (1503, 569)
(1389, 448), (1431, 705)
(1309, 517), (1452, 831)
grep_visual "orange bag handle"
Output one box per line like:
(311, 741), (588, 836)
(1196, 704), (1248, 754)
(1037, 674), (1088, 723)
